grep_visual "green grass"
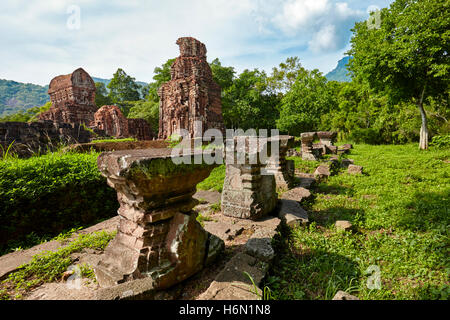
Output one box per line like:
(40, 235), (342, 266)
(265, 143), (450, 300)
(197, 165), (226, 192)
(91, 138), (136, 143)
(0, 230), (116, 300)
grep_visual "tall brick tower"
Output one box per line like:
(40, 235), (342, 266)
(158, 37), (225, 139)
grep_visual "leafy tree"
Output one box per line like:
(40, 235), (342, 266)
(210, 58), (235, 91)
(94, 82), (112, 107)
(276, 69), (335, 135)
(107, 68), (141, 104)
(267, 56), (308, 94)
(127, 100), (159, 135)
(222, 69), (280, 130)
(145, 58), (176, 102)
(348, 0), (450, 149)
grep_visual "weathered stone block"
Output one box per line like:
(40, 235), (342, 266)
(332, 290), (359, 300)
(314, 165), (331, 180)
(264, 135), (295, 191)
(93, 105), (129, 138)
(348, 164), (363, 175)
(94, 148), (224, 290)
(221, 137), (277, 220)
(301, 132), (320, 161)
(281, 187), (312, 203)
(39, 68), (97, 125)
(335, 220), (353, 231)
(279, 199), (309, 227)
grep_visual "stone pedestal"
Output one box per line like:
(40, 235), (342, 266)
(316, 131), (338, 154)
(94, 148), (224, 290)
(301, 132), (321, 161)
(264, 135), (295, 191)
(221, 137), (277, 220)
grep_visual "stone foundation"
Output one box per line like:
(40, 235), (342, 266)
(301, 132), (321, 160)
(264, 135), (295, 191)
(316, 131), (337, 154)
(221, 137), (277, 220)
(0, 120), (91, 157)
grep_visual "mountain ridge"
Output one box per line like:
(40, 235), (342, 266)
(325, 56), (352, 82)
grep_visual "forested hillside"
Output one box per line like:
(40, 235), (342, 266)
(0, 80), (49, 116)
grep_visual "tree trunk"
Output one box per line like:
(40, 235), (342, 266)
(417, 99), (428, 150)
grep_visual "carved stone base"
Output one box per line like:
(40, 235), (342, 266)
(94, 149), (224, 290)
(221, 164), (277, 220)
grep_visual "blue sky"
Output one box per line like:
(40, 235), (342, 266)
(1, 0), (394, 85)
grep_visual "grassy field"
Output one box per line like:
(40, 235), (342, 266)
(265, 144), (449, 300)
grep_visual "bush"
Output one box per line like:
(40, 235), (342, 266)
(349, 128), (383, 144)
(0, 151), (118, 254)
(430, 135), (450, 149)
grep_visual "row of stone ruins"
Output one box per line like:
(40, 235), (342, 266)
(93, 135), (296, 295)
(1, 37), (228, 157)
(0, 68), (154, 157)
(1, 37), (360, 299)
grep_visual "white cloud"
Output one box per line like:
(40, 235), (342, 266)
(309, 24), (337, 52)
(0, 0), (390, 84)
(272, 0), (364, 52)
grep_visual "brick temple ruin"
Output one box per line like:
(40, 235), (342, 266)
(39, 68), (97, 125)
(158, 37), (225, 139)
(1, 68), (153, 156)
(40, 68), (153, 140)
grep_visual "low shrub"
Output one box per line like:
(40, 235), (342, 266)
(430, 134), (450, 149)
(349, 128), (383, 144)
(0, 151), (118, 254)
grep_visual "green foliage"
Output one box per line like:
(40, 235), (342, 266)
(349, 128), (383, 145)
(266, 144), (450, 300)
(210, 202), (221, 213)
(144, 58), (176, 102)
(222, 69), (280, 130)
(127, 100), (159, 134)
(0, 79), (49, 117)
(0, 101), (51, 123)
(347, 0), (450, 148)
(430, 135), (450, 149)
(94, 82), (112, 107)
(276, 69), (335, 135)
(267, 56), (307, 93)
(210, 58), (235, 91)
(107, 68), (141, 105)
(197, 165), (225, 192)
(0, 151), (119, 255)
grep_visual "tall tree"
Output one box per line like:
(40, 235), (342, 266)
(94, 82), (112, 107)
(210, 58), (235, 91)
(276, 69), (335, 136)
(107, 68), (141, 104)
(222, 69), (280, 130)
(267, 57), (308, 94)
(145, 58), (176, 102)
(348, 0), (449, 149)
